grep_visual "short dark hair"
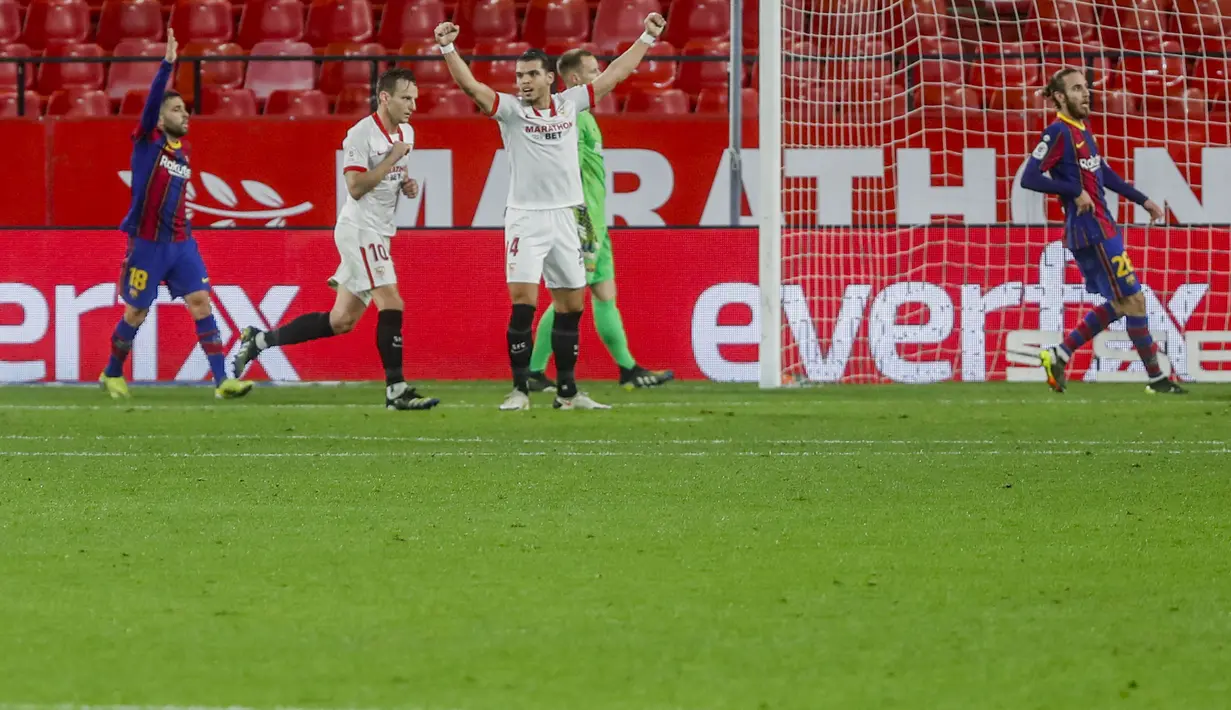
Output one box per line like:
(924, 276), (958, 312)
(1044, 67), (1083, 109)
(378, 67), (416, 95)
(518, 48), (554, 73)
(161, 90), (183, 107)
(556, 48), (594, 79)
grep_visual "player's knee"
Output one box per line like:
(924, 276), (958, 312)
(1118, 292), (1147, 317)
(330, 310), (359, 334)
(183, 291), (212, 318)
(123, 306), (149, 327)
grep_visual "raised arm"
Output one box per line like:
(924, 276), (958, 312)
(1020, 130), (1082, 199)
(138, 29), (177, 137)
(434, 22), (497, 116)
(591, 13), (667, 102)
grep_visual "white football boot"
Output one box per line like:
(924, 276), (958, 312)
(499, 389), (531, 411)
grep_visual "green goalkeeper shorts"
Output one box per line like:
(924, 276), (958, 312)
(588, 229), (614, 286)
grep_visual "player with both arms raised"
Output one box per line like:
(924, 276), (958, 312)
(231, 68), (440, 411)
(1020, 67), (1186, 395)
(435, 12), (667, 410)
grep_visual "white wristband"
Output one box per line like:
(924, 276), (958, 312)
(438, 43), (456, 55)
(638, 32), (656, 46)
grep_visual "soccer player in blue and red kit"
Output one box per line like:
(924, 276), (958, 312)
(98, 29), (253, 400)
(1020, 67), (1186, 395)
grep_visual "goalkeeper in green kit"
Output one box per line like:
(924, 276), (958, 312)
(527, 48), (674, 392)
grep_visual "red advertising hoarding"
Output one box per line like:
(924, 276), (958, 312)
(2, 228), (1228, 384)
(2, 115), (1229, 228)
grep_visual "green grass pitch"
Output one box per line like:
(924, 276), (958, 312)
(1, 382), (1229, 710)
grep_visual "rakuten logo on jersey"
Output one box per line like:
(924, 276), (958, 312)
(690, 242), (1231, 384)
(1079, 155), (1103, 172)
(0, 283), (299, 382)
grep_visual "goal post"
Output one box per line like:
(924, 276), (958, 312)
(758, 0), (784, 389)
(756, 0), (1231, 388)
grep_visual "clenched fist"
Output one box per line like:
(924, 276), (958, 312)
(644, 13), (666, 38)
(435, 22), (460, 46)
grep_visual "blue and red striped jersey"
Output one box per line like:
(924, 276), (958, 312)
(1020, 113), (1150, 251)
(119, 59), (192, 242)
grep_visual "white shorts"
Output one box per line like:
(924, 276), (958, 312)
(504, 207), (586, 289)
(328, 221), (396, 306)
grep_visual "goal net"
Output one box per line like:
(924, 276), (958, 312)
(757, 0), (1231, 387)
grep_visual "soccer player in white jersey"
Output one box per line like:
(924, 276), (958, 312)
(231, 68), (439, 411)
(434, 13), (667, 411)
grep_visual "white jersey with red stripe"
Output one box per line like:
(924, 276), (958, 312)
(338, 113), (413, 237)
(488, 84), (594, 211)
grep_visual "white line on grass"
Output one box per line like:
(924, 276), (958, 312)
(0, 434), (1226, 447)
(2, 449), (1227, 458)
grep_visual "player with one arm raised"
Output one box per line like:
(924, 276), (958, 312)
(99, 28), (253, 400)
(1020, 67), (1186, 395)
(525, 48), (674, 393)
(231, 68), (440, 411)
(434, 13), (666, 411)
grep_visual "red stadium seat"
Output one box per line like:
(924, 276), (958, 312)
(969, 41), (1042, 110)
(1192, 57), (1231, 102)
(418, 86), (476, 114)
(592, 90), (619, 113)
(542, 39), (599, 59)
(1173, 0), (1228, 52)
(38, 41), (104, 93)
(0, 43), (33, 93)
(398, 38), (453, 86)
(1116, 38), (1186, 96)
(624, 87), (689, 113)
(265, 88), (331, 115)
(470, 39), (526, 92)
(0, 90), (42, 116)
(106, 39), (167, 100)
(458, 0), (517, 47)
(1163, 86), (1207, 118)
(334, 84), (372, 114)
(170, 0), (233, 44)
(913, 37), (964, 106)
(617, 39), (677, 94)
(0, 0), (22, 43)
(305, 0), (374, 47)
(21, 0), (91, 50)
(1101, 0), (1168, 51)
(319, 41), (384, 95)
(521, 0), (590, 47)
(47, 87), (112, 115)
(1026, 0), (1098, 43)
(677, 38), (728, 97)
(818, 0), (885, 39)
(200, 85), (259, 114)
(96, 0), (164, 51)
(245, 40), (315, 100)
(1097, 88), (1141, 115)
(378, 0), (447, 49)
(1041, 42), (1113, 90)
(593, 0), (661, 52)
(175, 41), (245, 99)
(694, 85), (756, 115)
(238, 0), (305, 50)
(664, 0), (730, 47)
(119, 87), (148, 113)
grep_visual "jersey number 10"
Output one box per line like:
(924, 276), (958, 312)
(368, 244), (390, 262)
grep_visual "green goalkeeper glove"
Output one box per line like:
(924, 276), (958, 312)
(574, 205), (599, 273)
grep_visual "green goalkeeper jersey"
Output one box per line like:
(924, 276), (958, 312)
(578, 110), (608, 239)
